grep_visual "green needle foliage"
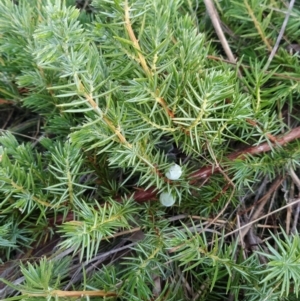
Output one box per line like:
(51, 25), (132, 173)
(1, 0), (300, 300)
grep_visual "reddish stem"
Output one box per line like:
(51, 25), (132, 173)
(132, 127), (300, 203)
(133, 186), (158, 203)
(227, 127), (300, 160)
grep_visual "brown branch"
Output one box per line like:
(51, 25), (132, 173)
(227, 126), (300, 160)
(132, 127), (300, 203)
(132, 186), (158, 203)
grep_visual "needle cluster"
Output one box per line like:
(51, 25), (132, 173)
(1, 0), (300, 300)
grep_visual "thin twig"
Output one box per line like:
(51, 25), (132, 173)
(237, 214), (247, 260)
(239, 177), (284, 240)
(221, 197), (300, 242)
(288, 167), (300, 234)
(24, 289), (117, 298)
(1, 108), (14, 129)
(203, 0), (236, 63)
(264, 0), (296, 71)
(291, 203), (300, 234)
(65, 241), (137, 290)
(288, 166), (300, 192)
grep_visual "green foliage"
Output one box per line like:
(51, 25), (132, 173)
(256, 231), (300, 298)
(58, 198), (139, 261)
(1, 0), (300, 300)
